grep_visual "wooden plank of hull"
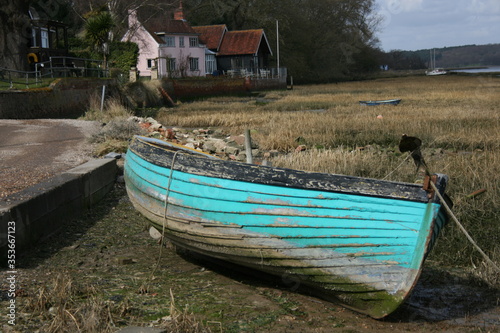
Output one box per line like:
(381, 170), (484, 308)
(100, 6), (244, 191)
(124, 136), (449, 318)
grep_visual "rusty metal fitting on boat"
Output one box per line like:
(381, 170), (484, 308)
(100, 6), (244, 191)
(423, 175), (438, 199)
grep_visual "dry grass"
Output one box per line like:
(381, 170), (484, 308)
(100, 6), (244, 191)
(21, 273), (211, 333)
(157, 75), (500, 285)
(83, 93), (134, 122)
(162, 289), (214, 333)
(23, 273), (115, 333)
(89, 118), (147, 156)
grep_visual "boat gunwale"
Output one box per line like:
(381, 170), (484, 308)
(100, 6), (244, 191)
(129, 136), (447, 204)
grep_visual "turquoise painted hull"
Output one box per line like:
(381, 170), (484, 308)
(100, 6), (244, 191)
(124, 136), (450, 319)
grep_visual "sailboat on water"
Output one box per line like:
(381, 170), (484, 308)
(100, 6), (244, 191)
(426, 49), (447, 76)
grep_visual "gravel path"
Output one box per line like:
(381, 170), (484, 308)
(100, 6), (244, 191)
(0, 119), (100, 202)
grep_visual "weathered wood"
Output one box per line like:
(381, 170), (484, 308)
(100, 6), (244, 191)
(244, 129), (253, 164)
(124, 135), (451, 319)
(132, 136), (446, 203)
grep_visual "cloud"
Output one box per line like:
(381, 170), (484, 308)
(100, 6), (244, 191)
(375, 0), (500, 50)
(466, 0), (500, 14)
(382, 0), (423, 14)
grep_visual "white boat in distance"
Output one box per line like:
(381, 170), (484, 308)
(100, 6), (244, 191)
(426, 49), (447, 76)
(426, 68), (447, 76)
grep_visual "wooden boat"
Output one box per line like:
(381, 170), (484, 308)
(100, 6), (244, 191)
(124, 136), (450, 319)
(359, 99), (402, 106)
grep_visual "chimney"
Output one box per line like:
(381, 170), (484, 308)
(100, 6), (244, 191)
(174, 0), (184, 20)
(128, 8), (138, 28)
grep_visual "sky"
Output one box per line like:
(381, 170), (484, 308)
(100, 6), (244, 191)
(374, 0), (500, 51)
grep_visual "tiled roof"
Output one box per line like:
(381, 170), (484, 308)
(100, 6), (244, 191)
(218, 29), (266, 56)
(193, 25), (227, 51)
(144, 18), (197, 35)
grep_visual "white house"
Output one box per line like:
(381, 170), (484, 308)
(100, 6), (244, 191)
(121, 3), (208, 78)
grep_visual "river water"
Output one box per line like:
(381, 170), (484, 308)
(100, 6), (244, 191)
(450, 66), (500, 73)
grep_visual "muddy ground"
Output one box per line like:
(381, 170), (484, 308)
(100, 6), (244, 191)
(2, 183), (499, 333)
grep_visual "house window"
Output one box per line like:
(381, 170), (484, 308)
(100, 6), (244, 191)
(189, 57), (199, 71)
(205, 54), (216, 74)
(179, 37), (184, 48)
(164, 36), (175, 47)
(147, 59), (155, 68)
(41, 29), (49, 48)
(167, 58), (176, 71)
(31, 28), (38, 47)
(189, 37), (198, 47)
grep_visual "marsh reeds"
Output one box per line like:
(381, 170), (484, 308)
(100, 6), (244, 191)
(23, 273), (114, 333)
(156, 75), (500, 285)
(21, 273), (212, 333)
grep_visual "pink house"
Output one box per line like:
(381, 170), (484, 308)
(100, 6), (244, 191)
(121, 3), (209, 78)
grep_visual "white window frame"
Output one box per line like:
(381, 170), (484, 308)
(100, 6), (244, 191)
(41, 29), (49, 48)
(205, 54), (216, 74)
(164, 36), (175, 47)
(189, 37), (198, 47)
(179, 37), (185, 48)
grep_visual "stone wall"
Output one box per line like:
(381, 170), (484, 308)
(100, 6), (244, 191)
(0, 78), (117, 119)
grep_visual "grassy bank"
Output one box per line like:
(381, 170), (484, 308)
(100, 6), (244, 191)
(155, 75), (500, 285)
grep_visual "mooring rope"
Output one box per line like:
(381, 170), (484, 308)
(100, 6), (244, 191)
(150, 150), (181, 278)
(430, 181), (500, 273)
(383, 153), (412, 180)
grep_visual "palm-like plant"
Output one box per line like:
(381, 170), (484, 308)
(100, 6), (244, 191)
(85, 12), (114, 69)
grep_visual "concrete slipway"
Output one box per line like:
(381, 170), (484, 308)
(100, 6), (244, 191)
(0, 119), (117, 263)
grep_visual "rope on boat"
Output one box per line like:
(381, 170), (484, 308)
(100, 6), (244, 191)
(150, 150), (181, 278)
(382, 153), (412, 180)
(430, 181), (500, 273)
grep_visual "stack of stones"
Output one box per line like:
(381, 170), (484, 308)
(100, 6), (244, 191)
(128, 116), (280, 163)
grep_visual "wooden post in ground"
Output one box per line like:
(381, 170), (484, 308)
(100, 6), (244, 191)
(245, 129), (253, 164)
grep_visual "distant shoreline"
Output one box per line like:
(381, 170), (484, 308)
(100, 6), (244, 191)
(445, 66), (488, 71)
(449, 66), (500, 73)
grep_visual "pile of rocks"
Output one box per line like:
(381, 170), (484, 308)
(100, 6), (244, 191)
(128, 116), (279, 163)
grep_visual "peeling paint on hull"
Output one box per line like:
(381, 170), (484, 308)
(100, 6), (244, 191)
(124, 136), (450, 319)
